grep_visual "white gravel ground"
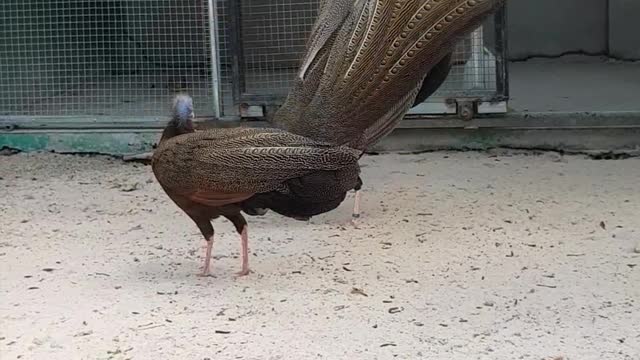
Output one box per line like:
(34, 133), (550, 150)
(1, 151), (639, 360)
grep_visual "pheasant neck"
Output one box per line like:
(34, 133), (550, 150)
(159, 119), (194, 143)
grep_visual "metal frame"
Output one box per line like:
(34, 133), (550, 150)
(208, 0), (223, 118)
(228, 0), (246, 106)
(494, 5), (509, 102)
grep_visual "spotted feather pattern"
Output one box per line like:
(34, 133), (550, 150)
(152, 127), (361, 198)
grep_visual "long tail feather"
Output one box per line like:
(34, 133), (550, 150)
(276, 0), (505, 149)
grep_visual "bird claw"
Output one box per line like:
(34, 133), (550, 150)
(196, 264), (213, 277)
(346, 213), (360, 228)
(196, 271), (213, 278)
(235, 268), (252, 278)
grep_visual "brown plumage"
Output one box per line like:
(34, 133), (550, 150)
(152, 95), (360, 276)
(273, 0), (504, 220)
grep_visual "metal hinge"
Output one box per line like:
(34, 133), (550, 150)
(445, 98), (477, 121)
(455, 100), (477, 121)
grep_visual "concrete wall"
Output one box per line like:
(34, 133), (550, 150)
(507, 0), (640, 60)
(609, 0), (640, 59)
(506, 0), (608, 59)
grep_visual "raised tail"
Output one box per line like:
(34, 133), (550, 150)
(276, 0), (505, 149)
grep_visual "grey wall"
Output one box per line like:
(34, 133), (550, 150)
(507, 0), (640, 60)
(609, 0), (640, 59)
(506, 0), (608, 59)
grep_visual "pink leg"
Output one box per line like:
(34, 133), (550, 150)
(351, 190), (362, 226)
(236, 226), (251, 276)
(197, 237), (213, 277)
(352, 190), (361, 218)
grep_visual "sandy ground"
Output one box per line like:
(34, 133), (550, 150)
(1, 151), (639, 360)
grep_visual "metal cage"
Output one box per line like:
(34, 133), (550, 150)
(219, 0), (508, 118)
(0, 0), (507, 125)
(0, 0), (217, 123)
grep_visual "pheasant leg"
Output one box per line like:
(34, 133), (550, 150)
(224, 214), (251, 277)
(351, 177), (363, 226)
(352, 190), (361, 219)
(236, 226), (251, 276)
(197, 237), (214, 277)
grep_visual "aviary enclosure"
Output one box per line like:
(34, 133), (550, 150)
(0, 0), (508, 125)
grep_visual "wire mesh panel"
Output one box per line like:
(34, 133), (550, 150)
(239, 0), (319, 95)
(221, 0), (321, 113)
(0, 0), (215, 119)
(423, 11), (507, 103)
(221, 0), (508, 116)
